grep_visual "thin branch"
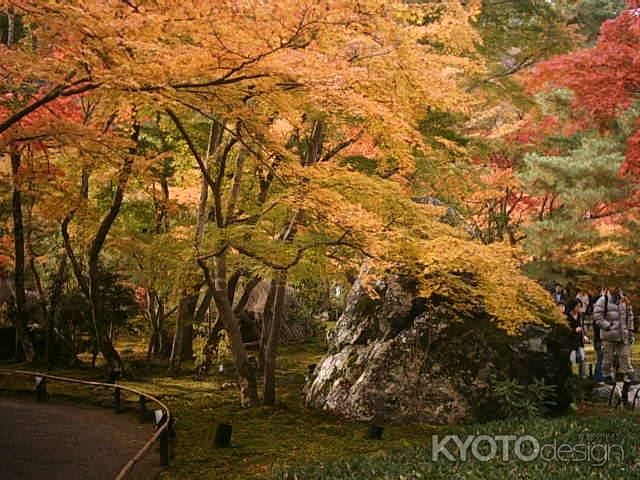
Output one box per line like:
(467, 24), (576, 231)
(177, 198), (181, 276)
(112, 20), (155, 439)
(320, 133), (362, 163)
(165, 108), (218, 194)
(213, 137), (238, 228)
(0, 79), (95, 135)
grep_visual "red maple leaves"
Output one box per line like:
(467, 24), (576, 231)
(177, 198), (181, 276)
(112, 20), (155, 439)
(531, 1), (640, 173)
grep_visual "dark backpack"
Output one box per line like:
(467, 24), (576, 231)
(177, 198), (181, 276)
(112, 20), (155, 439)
(592, 295), (607, 346)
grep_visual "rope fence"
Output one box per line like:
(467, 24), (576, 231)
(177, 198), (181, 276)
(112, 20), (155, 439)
(0, 368), (173, 480)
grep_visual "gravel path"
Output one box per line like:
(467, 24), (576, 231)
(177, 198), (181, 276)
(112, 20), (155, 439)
(0, 393), (162, 480)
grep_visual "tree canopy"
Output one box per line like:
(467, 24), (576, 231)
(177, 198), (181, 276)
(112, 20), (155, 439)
(1, 0), (636, 406)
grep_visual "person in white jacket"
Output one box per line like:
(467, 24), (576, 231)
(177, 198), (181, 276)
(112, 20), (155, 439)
(593, 286), (635, 384)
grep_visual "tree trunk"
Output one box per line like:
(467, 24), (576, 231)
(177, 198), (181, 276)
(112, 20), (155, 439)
(28, 251), (46, 318)
(181, 324), (194, 360)
(61, 165), (90, 298)
(263, 120), (324, 401)
(304, 119), (324, 166)
(181, 294), (198, 359)
(89, 278), (123, 372)
(233, 276), (261, 317)
(26, 198), (48, 329)
(168, 294), (186, 374)
(171, 112), (257, 405)
(153, 297), (171, 358)
(6, 7), (15, 47)
(10, 149), (36, 363)
(145, 289), (157, 362)
(195, 121), (223, 241)
(258, 279), (276, 371)
(199, 254), (259, 407)
(155, 175), (170, 233)
(194, 288), (214, 325)
(194, 289), (224, 349)
(263, 274), (286, 405)
(157, 302), (167, 356)
(45, 254), (67, 368)
(225, 150), (246, 224)
(168, 292), (198, 373)
(146, 289), (167, 363)
(167, 119), (222, 371)
(87, 123), (138, 373)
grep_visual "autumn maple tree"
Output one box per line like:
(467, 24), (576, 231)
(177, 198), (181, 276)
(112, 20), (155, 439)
(1, 0), (567, 408)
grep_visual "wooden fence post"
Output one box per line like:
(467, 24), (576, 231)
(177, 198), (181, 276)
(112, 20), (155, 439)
(156, 410), (169, 466)
(35, 376), (47, 401)
(139, 395), (147, 422)
(114, 386), (122, 413)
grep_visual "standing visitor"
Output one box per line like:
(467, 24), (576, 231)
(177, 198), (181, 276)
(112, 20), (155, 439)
(576, 289), (591, 334)
(576, 289), (590, 316)
(593, 286), (635, 384)
(567, 299), (589, 378)
(554, 284), (567, 313)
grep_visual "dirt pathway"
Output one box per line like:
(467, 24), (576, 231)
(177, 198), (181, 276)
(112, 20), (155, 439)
(0, 393), (162, 480)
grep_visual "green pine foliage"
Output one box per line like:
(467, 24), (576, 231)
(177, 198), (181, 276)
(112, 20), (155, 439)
(519, 137), (629, 265)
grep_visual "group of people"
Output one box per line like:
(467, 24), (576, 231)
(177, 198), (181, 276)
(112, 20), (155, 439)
(554, 285), (635, 385)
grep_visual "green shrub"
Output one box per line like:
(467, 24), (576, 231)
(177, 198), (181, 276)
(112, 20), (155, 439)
(275, 414), (640, 480)
(489, 377), (558, 419)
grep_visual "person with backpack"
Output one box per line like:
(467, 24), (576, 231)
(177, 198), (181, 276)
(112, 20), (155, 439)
(593, 286), (635, 384)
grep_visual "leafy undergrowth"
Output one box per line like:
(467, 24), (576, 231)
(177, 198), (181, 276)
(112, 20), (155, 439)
(2, 339), (640, 480)
(277, 409), (640, 479)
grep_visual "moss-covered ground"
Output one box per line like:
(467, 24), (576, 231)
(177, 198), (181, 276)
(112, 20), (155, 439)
(0, 338), (443, 479)
(2, 337), (640, 479)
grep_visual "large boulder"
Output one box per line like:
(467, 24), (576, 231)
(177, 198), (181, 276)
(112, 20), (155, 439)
(304, 272), (572, 424)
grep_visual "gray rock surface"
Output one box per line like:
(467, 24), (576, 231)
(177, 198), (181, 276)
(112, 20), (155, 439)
(591, 384), (618, 403)
(305, 271), (571, 424)
(591, 383), (640, 409)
